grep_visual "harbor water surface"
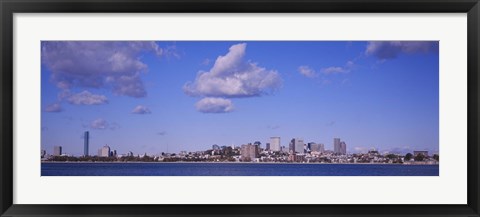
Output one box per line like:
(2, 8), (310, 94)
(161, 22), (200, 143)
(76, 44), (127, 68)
(41, 162), (439, 176)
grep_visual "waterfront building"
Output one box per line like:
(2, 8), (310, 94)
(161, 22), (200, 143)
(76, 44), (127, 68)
(212, 144), (220, 150)
(53, 146), (62, 156)
(334, 138), (341, 154)
(41, 149), (46, 158)
(288, 153), (305, 162)
(100, 145), (111, 157)
(307, 142), (315, 152)
(307, 142), (312, 151)
(310, 143), (325, 153)
(84, 131), (89, 156)
(318, 143), (325, 153)
(334, 138), (347, 155)
(254, 141), (261, 148)
(340, 141), (347, 155)
(241, 143), (259, 161)
(265, 143), (270, 151)
(290, 138), (305, 154)
(270, 137), (281, 152)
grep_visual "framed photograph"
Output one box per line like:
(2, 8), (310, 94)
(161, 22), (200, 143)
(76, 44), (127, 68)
(1, 0), (479, 216)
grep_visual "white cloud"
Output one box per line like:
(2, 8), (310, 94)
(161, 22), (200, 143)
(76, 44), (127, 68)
(195, 97), (234, 113)
(322, 66), (349, 74)
(346, 61), (355, 67)
(44, 103), (63, 112)
(41, 41), (166, 98)
(131, 105), (151, 114)
(184, 43), (281, 98)
(365, 41), (438, 60)
(90, 118), (109, 130)
(321, 60), (355, 75)
(65, 90), (108, 105)
(298, 66), (317, 78)
(88, 118), (120, 130)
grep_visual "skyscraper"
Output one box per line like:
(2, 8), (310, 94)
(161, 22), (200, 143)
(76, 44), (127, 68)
(319, 143), (325, 153)
(334, 138), (341, 154)
(309, 143), (325, 153)
(100, 144), (111, 157)
(291, 138), (305, 154)
(340, 141), (347, 155)
(334, 138), (347, 155)
(270, 137), (281, 152)
(53, 146), (62, 156)
(84, 131), (89, 156)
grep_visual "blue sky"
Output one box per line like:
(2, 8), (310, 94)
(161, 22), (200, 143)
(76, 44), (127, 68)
(41, 41), (439, 156)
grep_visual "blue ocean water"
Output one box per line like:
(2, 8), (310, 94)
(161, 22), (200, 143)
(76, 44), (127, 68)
(41, 163), (439, 176)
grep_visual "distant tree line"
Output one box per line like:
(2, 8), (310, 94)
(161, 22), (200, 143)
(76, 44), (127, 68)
(45, 155), (156, 162)
(404, 153), (439, 162)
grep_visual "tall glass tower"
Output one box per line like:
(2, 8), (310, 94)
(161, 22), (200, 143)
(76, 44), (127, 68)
(333, 138), (341, 154)
(84, 131), (89, 156)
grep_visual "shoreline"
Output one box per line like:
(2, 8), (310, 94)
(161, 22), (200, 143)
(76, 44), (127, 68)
(41, 161), (438, 166)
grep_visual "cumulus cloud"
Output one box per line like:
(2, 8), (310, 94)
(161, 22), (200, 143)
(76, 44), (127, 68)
(322, 60), (354, 75)
(322, 66), (349, 74)
(298, 66), (317, 78)
(365, 41), (438, 60)
(41, 41), (165, 98)
(195, 97), (234, 113)
(64, 90), (108, 105)
(90, 118), (119, 130)
(90, 118), (109, 130)
(44, 103), (63, 112)
(183, 43), (281, 98)
(131, 105), (151, 114)
(109, 74), (146, 98)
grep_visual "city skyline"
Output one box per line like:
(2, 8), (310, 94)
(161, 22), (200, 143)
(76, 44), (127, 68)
(46, 133), (354, 156)
(43, 133), (434, 157)
(41, 41), (439, 156)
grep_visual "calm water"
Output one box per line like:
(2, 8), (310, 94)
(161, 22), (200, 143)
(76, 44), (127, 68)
(41, 163), (439, 176)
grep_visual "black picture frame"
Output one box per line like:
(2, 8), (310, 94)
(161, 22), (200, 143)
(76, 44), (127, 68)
(1, 0), (479, 216)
